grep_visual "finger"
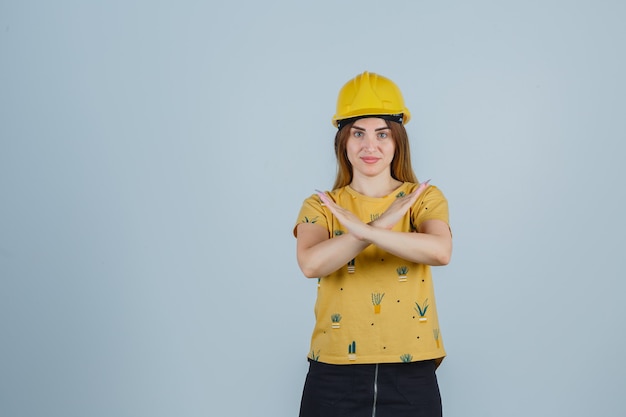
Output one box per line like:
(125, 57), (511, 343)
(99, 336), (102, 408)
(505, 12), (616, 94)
(315, 189), (331, 206)
(409, 179), (431, 197)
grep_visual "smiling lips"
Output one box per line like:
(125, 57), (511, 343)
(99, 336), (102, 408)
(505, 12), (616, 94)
(361, 156), (381, 164)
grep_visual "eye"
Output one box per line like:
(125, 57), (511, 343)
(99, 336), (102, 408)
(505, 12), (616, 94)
(353, 130), (364, 138)
(377, 131), (388, 139)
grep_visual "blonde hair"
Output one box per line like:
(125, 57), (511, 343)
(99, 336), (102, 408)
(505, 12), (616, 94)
(332, 119), (418, 190)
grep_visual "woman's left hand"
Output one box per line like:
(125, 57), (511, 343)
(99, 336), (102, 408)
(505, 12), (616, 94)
(316, 191), (371, 241)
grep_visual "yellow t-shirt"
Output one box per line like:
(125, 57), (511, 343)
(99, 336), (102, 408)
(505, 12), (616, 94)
(294, 182), (450, 365)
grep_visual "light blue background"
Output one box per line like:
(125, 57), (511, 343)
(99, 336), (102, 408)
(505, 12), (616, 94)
(2, 1), (625, 416)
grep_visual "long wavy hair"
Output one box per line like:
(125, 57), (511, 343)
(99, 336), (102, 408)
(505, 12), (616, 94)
(332, 119), (418, 190)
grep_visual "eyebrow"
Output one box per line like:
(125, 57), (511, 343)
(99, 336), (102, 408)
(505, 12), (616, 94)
(351, 125), (390, 132)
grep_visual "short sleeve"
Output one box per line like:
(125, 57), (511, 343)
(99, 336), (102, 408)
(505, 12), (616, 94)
(293, 194), (331, 237)
(410, 186), (449, 231)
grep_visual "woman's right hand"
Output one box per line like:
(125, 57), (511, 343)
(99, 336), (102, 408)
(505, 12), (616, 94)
(371, 180), (430, 230)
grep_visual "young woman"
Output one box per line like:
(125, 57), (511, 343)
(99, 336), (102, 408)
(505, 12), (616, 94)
(294, 71), (453, 417)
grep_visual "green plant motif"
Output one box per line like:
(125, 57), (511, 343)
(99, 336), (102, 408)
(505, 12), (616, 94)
(372, 292), (385, 305)
(396, 191), (406, 198)
(400, 353), (413, 363)
(370, 213), (380, 222)
(396, 265), (409, 281)
(348, 341), (356, 355)
(303, 216), (319, 224)
(372, 292), (385, 313)
(334, 230), (344, 236)
(347, 258), (356, 273)
(331, 313), (342, 328)
(414, 298), (429, 320)
(433, 328), (440, 348)
(309, 349), (320, 361)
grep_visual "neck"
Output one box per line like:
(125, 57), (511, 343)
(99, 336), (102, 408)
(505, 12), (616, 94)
(349, 173), (403, 198)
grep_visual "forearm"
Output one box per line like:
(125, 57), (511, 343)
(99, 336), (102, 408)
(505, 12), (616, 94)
(297, 233), (370, 278)
(362, 226), (452, 266)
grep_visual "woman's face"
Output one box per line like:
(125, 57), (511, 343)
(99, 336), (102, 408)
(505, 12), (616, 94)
(345, 117), (396, 179)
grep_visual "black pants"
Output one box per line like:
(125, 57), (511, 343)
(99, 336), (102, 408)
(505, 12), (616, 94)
(299, 359), (442, 417)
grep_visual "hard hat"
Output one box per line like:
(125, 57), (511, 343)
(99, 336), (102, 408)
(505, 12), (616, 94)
(332, 71), (411, 128)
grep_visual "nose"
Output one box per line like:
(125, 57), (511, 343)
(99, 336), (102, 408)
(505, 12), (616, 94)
(363, 134), (377, 151)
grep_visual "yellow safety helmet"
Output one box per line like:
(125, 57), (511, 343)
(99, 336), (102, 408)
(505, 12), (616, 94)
(332, 71), (411, 129)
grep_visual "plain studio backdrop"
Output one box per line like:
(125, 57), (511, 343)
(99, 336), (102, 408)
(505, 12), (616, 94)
(1, 1), (625, 416)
